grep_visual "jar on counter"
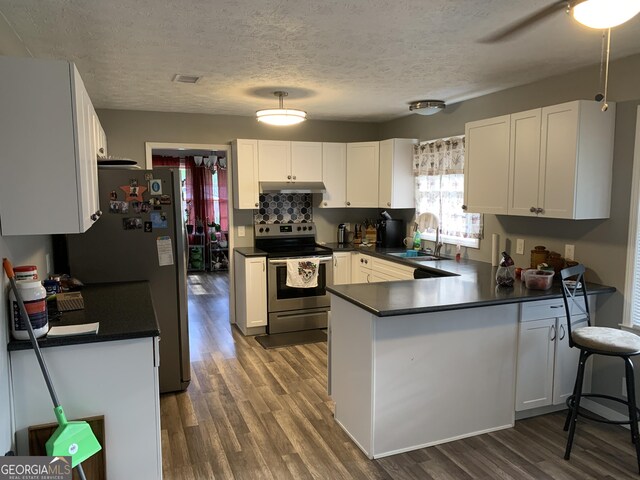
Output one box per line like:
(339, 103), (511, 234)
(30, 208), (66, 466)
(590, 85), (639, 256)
(10, 280), (48, 340)
(530, 246), (549, 268)
(546, 252), (565, 274)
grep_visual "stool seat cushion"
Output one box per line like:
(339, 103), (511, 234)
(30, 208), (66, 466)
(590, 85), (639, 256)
(572, 326), (640, 354)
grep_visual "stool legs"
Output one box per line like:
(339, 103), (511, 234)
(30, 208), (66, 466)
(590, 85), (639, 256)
(623, 357), (640, 474)
(564, 349), (589, 460)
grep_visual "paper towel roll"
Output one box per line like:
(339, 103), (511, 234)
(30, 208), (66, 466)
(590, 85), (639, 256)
(491, 234), (500, 266)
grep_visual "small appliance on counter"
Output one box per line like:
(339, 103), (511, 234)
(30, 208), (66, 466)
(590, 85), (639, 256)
(337, 224), (347, 244)
(376, 218), (404, 248)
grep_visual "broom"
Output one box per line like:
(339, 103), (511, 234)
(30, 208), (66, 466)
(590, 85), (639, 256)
(3, 258), (101, 480)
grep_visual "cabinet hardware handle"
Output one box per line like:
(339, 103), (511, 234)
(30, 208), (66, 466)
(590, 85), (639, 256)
(287, 175), (292, 180)
(334, 258), (337, 267)
(536, 207), (544, 214)
(293, 175), (296, 180)
(91, 213), (98, 221)
(360, 259), (364, 263)
(365, 259), (368, 264)
(530, 206), (537, 213)
(387, 202), (391, 207)
(550, 325), (556, 341)
(346, 201), (351, 206)
(263, 262), (265, 272)
(550, 305), (564, 309)
(461, 205), (467, 210)
(255, 202), (259, 207)
(324, 202), (327, 206)
(99, 147), (104, 154)
(559, 324), (566, 340)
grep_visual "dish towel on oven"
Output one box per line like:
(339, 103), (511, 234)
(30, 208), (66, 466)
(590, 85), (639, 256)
(286, 258), (320, 288)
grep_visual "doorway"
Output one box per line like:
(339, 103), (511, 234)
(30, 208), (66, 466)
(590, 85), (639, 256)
(145, 142), (236, 359)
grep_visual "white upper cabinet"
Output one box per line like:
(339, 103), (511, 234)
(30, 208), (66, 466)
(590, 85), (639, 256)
(346, 141), (379, 207)
(291, 141), (323, 182)
(464, 115), (511, 215)
(258, 140), (322, 183)
(320, 142), (347, 208)
(232, 139), (260, 209)
(378, 138), (417, 209)
(0, 57), (103, 235)
(258, 140), (291, 182)
(465, 100), (615, 219)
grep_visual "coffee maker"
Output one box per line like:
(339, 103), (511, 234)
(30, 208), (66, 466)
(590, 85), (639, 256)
(376, 219), (404, 248)
(337, 224), (347, 244)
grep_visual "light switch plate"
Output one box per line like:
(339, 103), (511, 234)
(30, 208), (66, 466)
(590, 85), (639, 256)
(565, 244), (575, 261)
(516, 239), (525, 255)
(238, 226), (246, 237)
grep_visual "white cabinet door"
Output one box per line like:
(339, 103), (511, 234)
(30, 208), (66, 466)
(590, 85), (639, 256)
(0, 57), (101, 235)
(553, 316), (590, 406)
(332, 252), (352, 285)
(246, 257), (267, 328)
(232, 139), (260, 209)
(515, 318), (555, 411)
(320, 142), (347, 208)
(258, 140), (291, 182)
(508, 109), (541, 217)
(346, 142), (379, 207)
(351, 253), (372, 283)
(378, 138), (417, 209)
(235, 255), (267, 332)
(464, 115), (510, 215)
(291, 141), (323, 182)
(539, 102), (580, 219)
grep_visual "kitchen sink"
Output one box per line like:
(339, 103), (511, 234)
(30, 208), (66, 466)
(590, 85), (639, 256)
(387, 251), (447, 261)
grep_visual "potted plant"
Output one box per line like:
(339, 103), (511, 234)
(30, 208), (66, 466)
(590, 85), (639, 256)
(185, 200), (194, 234)
(195, 217), (204, 235)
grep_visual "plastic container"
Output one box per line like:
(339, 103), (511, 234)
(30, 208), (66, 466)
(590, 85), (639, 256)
(524, 269), (554, 290)
(10, 280), (48, 340)
(14, 265), (38, 281)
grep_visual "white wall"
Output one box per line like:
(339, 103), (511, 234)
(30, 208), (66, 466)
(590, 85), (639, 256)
(0, 235), (53, 454)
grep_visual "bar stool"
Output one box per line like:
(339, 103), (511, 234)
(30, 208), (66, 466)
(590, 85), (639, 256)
(561, 264), (640, 473)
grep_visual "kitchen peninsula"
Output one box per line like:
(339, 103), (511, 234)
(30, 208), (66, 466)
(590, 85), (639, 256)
(326, 255), (614, 459)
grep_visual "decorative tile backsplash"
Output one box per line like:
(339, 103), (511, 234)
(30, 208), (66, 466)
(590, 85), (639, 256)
(254, 193), (313, 224)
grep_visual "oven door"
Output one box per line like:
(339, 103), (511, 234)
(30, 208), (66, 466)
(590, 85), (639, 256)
(267, 256), (333, 313)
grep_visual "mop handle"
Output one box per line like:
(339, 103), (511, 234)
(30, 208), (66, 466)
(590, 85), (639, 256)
(3, 258), (60, 408)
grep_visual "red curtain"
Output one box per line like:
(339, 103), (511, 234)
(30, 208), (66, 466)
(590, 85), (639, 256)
(152, 155), (223, 230)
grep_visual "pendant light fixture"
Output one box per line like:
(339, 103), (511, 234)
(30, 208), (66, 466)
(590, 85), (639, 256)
(409, 100), (446, 116)
(256, 91), (307, 126)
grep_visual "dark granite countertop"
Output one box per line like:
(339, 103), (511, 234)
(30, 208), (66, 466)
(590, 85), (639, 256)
(327, 250), (616, 317)
(234, 247), (268, 257)
(8, 281), (160, 351)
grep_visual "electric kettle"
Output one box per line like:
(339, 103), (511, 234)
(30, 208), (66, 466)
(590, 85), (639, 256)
(337, 224), (347, 244)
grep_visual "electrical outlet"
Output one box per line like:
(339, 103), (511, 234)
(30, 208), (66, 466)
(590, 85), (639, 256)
(238, 226), (245, 237)
(623, 377), (628, 397)
(565, 244), (575, 261)
(516, 239), (525, 255)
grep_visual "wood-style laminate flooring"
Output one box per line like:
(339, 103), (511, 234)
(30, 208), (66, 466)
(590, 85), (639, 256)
(160, 272), (640, 479)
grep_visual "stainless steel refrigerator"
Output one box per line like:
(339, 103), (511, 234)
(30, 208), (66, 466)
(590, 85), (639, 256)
(66, 167), (190, 393)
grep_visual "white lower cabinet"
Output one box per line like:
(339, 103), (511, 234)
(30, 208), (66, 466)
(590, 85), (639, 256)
(348, 253), (414, 284)
(235, 254), (267, 333)
(332, 252), (352, 285)
(515, 299), (590, 411)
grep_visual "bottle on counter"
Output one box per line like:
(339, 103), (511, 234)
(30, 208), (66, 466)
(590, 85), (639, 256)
(10, 279), (48, 340)
(412, 228), (421, 250)
(496, 252), (516, 287)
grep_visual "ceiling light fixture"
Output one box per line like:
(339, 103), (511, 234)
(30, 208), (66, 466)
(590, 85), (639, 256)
(256, 91), (307, 126)
(572, 0), (640, 29)
(409, 100), (446, 116)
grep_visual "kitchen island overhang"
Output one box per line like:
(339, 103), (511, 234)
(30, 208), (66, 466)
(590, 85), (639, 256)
(326, 259), (615, 459)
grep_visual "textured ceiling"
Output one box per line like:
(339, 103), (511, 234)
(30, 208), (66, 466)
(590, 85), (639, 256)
(1, 0), (640, 122)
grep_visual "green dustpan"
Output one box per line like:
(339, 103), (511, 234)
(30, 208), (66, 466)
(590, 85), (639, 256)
(46, 406), (102, 467)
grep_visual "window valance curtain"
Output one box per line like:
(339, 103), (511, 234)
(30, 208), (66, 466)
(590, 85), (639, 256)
(413, 136), (483, 241)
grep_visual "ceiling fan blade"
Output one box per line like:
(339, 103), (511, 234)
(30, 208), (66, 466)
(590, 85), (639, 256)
(480, 1), (572, 43)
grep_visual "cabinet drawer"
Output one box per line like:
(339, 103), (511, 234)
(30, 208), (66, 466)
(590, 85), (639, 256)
(520, 297), (585, 322)
(371, 257), (415, 278)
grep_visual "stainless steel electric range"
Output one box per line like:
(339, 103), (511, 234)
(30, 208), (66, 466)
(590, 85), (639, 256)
(254, 223), (333, 334)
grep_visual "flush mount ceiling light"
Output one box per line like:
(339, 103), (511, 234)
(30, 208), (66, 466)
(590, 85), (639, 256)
(256, 91), (307, 126)
(409, 100), (446, 116)
(572, 0), (640, 29)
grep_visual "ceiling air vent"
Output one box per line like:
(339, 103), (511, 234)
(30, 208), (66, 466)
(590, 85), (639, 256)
(172, 74), (201, 84)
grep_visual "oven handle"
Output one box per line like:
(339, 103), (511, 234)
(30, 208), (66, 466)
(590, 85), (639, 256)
(268, 256), (333, 265)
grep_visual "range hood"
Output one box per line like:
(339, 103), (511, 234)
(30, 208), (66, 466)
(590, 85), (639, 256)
(259, 181), (326, 194)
